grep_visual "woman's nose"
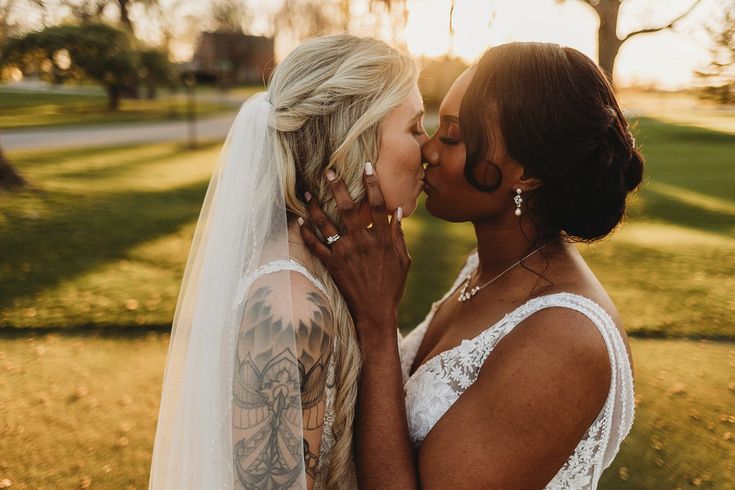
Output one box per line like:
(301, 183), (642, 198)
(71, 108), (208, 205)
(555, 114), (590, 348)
(421, 135), (439, 167)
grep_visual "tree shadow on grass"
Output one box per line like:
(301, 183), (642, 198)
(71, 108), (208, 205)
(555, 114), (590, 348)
(0, 179), (208, 311)
(637, 118), (735, 203)
(10, 141), (221, 173)
(52, 142), (222, 182)
(633, 186), (735, 236)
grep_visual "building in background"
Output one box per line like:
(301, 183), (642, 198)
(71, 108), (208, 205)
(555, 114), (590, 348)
(191, 32), (275, 87)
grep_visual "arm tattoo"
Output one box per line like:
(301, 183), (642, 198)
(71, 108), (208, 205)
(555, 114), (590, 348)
(232, 286), (333, 488)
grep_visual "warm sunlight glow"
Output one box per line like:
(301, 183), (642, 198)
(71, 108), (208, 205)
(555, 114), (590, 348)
(402, 0), (716, 89)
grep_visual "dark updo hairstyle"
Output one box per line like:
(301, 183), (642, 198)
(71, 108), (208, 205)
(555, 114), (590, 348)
(460, 42), (644, 241)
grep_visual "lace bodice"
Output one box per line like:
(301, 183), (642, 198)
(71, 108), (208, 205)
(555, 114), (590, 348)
(399, 252), (635, 489)
(246, 259), (352, 490)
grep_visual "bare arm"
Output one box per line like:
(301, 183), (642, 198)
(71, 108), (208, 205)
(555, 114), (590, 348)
(298, 167), (417, 487)
(353, 308), (611, 489)
(420, 308), (610, 488)
(354, 317), (419, 489)
(232, 273), (334, 490)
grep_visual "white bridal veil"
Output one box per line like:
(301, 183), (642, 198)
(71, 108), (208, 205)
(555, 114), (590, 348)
(149, 92), (307, 489)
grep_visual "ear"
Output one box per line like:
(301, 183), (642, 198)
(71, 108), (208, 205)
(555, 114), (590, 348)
(519, 169), (543, 192)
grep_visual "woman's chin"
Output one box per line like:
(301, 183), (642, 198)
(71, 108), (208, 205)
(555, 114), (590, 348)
(400, 198), (419, 217)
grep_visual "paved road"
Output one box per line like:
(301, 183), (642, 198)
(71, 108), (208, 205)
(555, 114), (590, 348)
(1, 111), (441, 152)
(1, 113), (239, 152)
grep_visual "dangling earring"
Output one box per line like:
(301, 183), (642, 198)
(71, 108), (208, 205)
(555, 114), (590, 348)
(514, 188), (523, 216)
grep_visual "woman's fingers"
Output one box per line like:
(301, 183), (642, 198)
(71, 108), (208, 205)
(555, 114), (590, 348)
(326, 170), (363, 232)
(304, 191), (340, 242)
(391, 207), (411, 266)
(363, 162), (390, 240)
(298, 217), (332, 263)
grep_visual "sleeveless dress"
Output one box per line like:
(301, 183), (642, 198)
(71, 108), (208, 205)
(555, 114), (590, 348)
(399, 252), (635, 489)
(244, 259), (357, 490)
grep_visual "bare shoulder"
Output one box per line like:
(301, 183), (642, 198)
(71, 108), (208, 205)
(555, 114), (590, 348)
(499, 303), (613, 389)
(238, 270), (335, 380)
(244, 269), (335, 338)
(418, 300), (615, 487)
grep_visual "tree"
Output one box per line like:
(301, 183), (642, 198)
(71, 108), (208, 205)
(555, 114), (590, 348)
(274, 0), (348, 41)
(0, 23), (140, 110)
(0, 0), (19, 45)
(695, 2), (735, 104)
(210, 0), (251, 34)
(0, 138), (26, 190)
(138, 47), (176, 99)
(273, 0), (408, 47)
(62, 0), (108, 24)
(560, 0), (702, 85)
(60, 0), (158, 34)
(113, 0), (159, 34)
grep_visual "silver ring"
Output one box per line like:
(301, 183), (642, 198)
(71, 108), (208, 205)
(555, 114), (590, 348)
(326, 234), (341, 245)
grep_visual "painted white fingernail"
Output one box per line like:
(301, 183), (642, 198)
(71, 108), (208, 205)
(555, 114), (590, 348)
(326, 170), (337, 182)
(304, 191), (312, 202)
(365, 161), (374, 176)
(297, 217), (304, 226)
(396, 206), (403, 223)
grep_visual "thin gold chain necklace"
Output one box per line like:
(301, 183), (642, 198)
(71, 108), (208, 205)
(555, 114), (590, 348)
(458, 238), (559, 303)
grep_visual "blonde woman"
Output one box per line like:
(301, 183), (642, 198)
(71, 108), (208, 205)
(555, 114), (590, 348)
(148, 34), (427, 489)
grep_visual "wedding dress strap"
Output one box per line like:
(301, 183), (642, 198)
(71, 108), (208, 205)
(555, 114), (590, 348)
(235, 259), (328, 309)
(250, 259), (328, 296)
(486, 292), (634, 478)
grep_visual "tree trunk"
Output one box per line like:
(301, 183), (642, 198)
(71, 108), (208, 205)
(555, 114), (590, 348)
(596, 0), (623, 86)
(0, 141), (27, 190)
(118, 0), (134, 33)
(107, 85), (122, 111)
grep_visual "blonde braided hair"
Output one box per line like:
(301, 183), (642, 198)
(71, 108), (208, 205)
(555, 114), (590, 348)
(267, 33), (418, 487)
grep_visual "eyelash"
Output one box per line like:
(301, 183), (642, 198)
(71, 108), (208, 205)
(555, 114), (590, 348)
(439, 136), (460, 146)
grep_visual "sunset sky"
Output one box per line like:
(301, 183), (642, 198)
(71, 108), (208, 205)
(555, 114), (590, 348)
(240, 0), (720, 90)
(10, 0), (722, 90)
(397, 0), (717, 89)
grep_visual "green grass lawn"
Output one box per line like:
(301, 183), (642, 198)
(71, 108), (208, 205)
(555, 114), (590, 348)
(0, 116), (733, 487)
(0, 333), (731, 489)
(2, 118), (733, 337)
(0, 86), (258, 130)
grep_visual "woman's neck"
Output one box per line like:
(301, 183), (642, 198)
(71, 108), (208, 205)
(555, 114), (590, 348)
(472, 216), (559, 281)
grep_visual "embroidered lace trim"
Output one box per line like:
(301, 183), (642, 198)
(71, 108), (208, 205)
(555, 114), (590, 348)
(400, 253), (635, 489)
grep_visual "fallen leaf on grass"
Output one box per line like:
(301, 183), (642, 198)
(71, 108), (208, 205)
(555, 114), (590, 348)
(669, 383), (687, 395)
(72, 387), (89, 400)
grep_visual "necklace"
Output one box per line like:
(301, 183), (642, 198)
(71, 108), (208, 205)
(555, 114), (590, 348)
(457, 238), (559, 303)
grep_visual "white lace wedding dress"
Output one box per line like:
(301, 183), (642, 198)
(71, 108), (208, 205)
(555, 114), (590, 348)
(243, 259), (357, 490)
(399, 252), (635, 489)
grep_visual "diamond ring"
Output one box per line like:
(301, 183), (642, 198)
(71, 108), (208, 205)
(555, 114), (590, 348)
(326, 234), (341, 245)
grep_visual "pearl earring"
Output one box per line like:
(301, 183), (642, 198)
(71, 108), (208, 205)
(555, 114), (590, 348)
(514, 188), (523, 216)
